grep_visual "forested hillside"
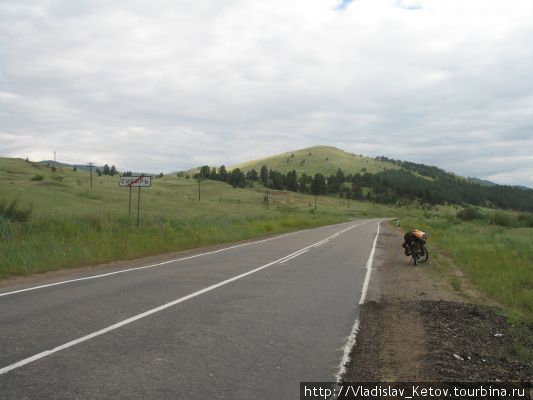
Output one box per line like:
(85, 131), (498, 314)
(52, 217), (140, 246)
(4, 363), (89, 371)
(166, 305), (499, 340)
(194, 149), (533, 212)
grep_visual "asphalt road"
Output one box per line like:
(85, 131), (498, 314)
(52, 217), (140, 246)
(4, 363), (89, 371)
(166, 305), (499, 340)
(0, 219), (383, 399)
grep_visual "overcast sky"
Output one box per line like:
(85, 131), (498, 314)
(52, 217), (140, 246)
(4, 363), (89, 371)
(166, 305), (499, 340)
(1, 0), (532, 186)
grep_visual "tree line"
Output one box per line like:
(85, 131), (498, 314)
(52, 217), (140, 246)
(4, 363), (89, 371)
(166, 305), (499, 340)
(95, 164), (118, 177)
(193, 162), (533, 212)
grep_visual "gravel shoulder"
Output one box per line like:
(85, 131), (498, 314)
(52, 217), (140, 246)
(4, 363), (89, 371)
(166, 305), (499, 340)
(343, 222), (533, 382)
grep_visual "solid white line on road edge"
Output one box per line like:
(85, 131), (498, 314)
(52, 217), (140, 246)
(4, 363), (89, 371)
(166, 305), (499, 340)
(359, 221), (381, 305)
(279, 248), (309, 264)
(336, 220), (381, 382)
(0, 221), (368, 376)
(337, 317), (360, 381)
(0, 231), (306, 299)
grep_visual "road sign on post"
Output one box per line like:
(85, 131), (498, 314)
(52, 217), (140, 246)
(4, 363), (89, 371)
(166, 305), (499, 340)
(119, 176), (152, 187)
(119, 176), (152, 226)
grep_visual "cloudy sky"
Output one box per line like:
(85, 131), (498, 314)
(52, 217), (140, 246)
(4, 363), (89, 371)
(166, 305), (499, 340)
(1, 0), (532, 186)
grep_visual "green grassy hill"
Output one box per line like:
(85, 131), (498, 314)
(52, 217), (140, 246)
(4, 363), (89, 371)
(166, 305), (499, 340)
(230, 145), (400, 176)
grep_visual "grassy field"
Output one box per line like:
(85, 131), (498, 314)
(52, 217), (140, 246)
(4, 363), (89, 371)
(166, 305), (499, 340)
(400, 207), (533, 323)
(229, 145), (401, 176)
(398, 206), (533, 360)
(0, 157), (396, 279)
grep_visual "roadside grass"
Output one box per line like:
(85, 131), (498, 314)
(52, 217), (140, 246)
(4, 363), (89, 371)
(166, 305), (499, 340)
(400, 208), (533, 361)
(0, 157), (396, 279)
(0, 212), (350, 278)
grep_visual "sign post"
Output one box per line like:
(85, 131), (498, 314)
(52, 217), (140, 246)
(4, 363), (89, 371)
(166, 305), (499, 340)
(137, 186), (141, 227)
(119, 176), (152, 226)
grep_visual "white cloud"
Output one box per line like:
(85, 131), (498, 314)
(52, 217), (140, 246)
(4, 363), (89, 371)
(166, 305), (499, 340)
(0, 0), (532, 186)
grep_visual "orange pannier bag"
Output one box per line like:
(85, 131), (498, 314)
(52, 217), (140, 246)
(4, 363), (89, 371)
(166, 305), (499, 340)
(413, 229), (426, 240)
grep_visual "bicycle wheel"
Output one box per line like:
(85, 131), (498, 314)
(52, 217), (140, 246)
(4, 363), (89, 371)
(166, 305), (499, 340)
(411, 243), (418, 265)
(418, 245), (429, 264)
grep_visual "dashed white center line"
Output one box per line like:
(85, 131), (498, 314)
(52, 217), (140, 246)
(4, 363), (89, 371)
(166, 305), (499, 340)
(0, 221), (368, 376)
(0, 231), (305, 298)
(279, 248), (309, 264)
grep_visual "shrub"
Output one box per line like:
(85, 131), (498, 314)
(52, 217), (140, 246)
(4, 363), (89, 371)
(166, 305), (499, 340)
(0, 218), (13, 240)
(0, 199), (32, 222)
(491, 211), (513, 227)
(457, 206), (484, 221)
(31, 174), (44, 181)
(517, 213), (533, 228)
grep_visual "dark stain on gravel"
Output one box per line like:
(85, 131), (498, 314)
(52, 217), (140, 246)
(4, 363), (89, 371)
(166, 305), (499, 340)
(420, 300), (532, 381)
(345, 299), (533, 382)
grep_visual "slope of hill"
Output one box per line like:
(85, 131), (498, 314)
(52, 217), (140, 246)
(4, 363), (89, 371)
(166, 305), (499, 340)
(230, 146), (400, 176)
(468, 177), (497, 187)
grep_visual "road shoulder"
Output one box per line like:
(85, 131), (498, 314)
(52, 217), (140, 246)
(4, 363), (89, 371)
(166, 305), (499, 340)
(343, 222), (533, 382)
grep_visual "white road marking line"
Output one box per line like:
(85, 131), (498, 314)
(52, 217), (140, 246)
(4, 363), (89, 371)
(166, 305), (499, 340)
(0, 231), (305, 298)
(336, 220), (381, 382)
(279, 248), (309, 264)
(0, 220), (364, 298)
(0, 221), (368, 376)
(313, 238), (329, 247)
(337, 317), (360, 381)
(359, 221), (381, 305)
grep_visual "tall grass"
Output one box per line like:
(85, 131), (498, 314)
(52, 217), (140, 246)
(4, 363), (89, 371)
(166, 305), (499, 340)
(0, 199), (32, 222)
(0, 211), (348, 279)
(403, 213), (533, 323)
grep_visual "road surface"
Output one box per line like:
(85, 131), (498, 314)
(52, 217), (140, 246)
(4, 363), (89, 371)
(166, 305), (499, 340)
(0, 219), (383, 399)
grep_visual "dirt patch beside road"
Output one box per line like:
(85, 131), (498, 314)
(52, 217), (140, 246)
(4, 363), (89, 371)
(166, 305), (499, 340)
(344, 222), (533, 382)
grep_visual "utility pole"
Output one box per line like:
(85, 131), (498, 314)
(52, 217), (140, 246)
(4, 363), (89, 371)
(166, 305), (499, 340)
(198, 179), (201, 201)
(88, 162), (94, 189)
(314, 193), (317, 211)
(266, 190), (269, 209)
